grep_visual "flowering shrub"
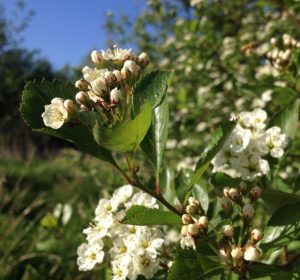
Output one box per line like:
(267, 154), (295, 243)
(20, 40), (300, 279)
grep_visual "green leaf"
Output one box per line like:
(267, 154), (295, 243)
(141, 96), (169, 172)
(269, 99), (299, 139)
(121, 205), (181, 226)
(40, 213), (58, 228)
(93, 102), (152, 152)
(210, 172), (242, 188)
(168, 247), (224, 280)
(20, 80), (116, 165)
(131, 70), (172, 114)
(184, 120), (237, 203)
(192, 184), (209, 213)
(160, 167), (177, 204)
(261, 203), (300, 251)
(175, 168), (193, 204)
(261, 189), (300, 213)
(268, 202), (300, 226)
(248, 263), (299, 279)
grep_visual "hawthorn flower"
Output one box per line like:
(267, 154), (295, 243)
(42, 98), (68, 129)
(180, 235), (196, 250)
(77, 241), (105, 271)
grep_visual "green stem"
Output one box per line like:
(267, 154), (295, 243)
(238, 214), (245, 246)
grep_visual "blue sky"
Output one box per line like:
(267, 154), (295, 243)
(3, 0), (144, 69)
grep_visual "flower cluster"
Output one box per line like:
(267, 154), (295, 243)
(267, 34), (300, 70)
(219, 183), (264, 267)
(42, 47), (149, 129)
(77, 185), (165, 280)
(212, 108), (287, 180)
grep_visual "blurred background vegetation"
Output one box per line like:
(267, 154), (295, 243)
(1, 0), (300, 279)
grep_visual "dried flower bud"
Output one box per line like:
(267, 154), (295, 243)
(243, 245), (260, 262)
(75, 91), (90, 105)
(113, 70), (122, 82)
(197, 216), (208, 229)
(137, 52), (150, 67)
(242, 204), (255, 219)
(187, 223), (200, 236)
(90, 78), (108, 97)
(223, 225), (234, 238)
(188, 197), (200, 208)
(186, 205), (197, 215)
(250, 186), (262, 200)
(221, 197), (232, 212)
(251, 228), (263, 242)
(182, 214), (193, 225)
(63, 99), (77, 115)
(231, 246), (243, 259)
(110, 88), (122, 104)
(91, 50), (103, 65)
(181, 225), (188, 236)
(75, 79), (89, 90)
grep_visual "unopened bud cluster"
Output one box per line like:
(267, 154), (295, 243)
(180, 197), (208, 250)
(218, 182), (263, 270)
(221, 183), (262, 216)
(267, 34), (300, 70)
(41, 46), (150, 129)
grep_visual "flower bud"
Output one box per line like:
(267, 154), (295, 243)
(219, 246), (231, 260)
(63, 99), (77, 115)
(137, 52), (150, 67)
(239, 182), (248, 195)
(75, 91), (90, 105)
(104, 71), (116, 85)
(243, 245), (260, 262)
(250, 186), (262, 200)
(231, 246), (243, 259)
(221, 197), (232, 212)
(271, 49), (279, 60)
(113, 70), (122, 82)
(90, 78), (108, 97)
(296, 42), (300, 49)
(251, 228), (263, 242)
(281, 49), (291, 61)
(242, 204), (255, 219)
(291, 38), (297, 47)
(197, 216), (208, 229)
(223, 187), (230, 197)
(283, 34), (292, 47)
(110, 88), (122, 104)
(229, 188), (240, 201)
(181, 225), (188, 236)
(182, 214), (193, 225)
(91, 50), (103, 66)
(186, 205), (197, 215)
(188, 197), (200, 208)
(222, 225), (234, 238)
(187, 223), (199, 236)
(270, 37), (276, 45)
(75, 79), (89, 90)
(121, 67), (131, 80)
(123, 60), (141, 76)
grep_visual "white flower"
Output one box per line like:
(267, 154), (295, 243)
(229, 128), (252, 153)
(101, 47), (134, 61)
(127, 192), (158, 209)
(62, 204), (72, 225)
(42, 98), (68, 129)
(123, 60), (141, 76)
(82, 66), (107, 83)
(260, 126), (287, 158)
(111, 259), (129, 280)
(112, 185), (133, 205)
(231, 246), (243, 259)
(77, 241), (105, 271)
(180, 235), (196, 250)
